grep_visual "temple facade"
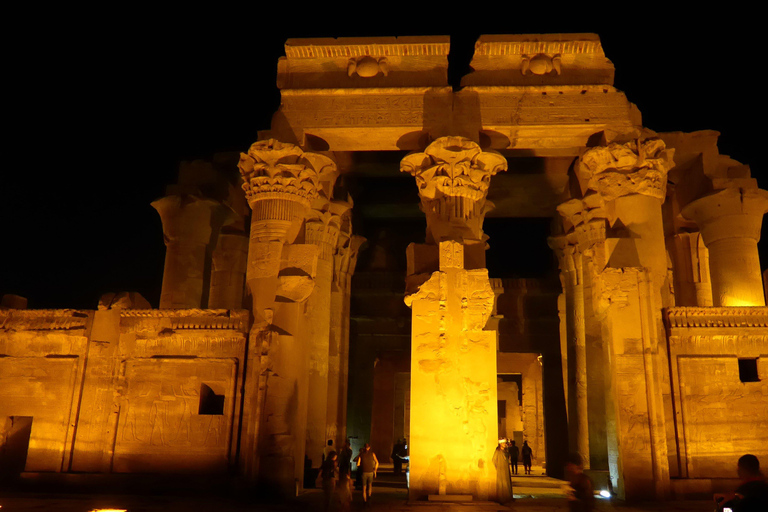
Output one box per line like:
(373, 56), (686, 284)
(2, 34), (768, 502)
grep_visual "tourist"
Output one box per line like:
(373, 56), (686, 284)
(522, 440), (533, 475)
(354, 446), (365, 490)
(715, 454), (768, 512)
(493, 439), (513, 503)
(392, 438), (405, 475)
(338, 439), (353, 478)
(317, 450), (338, 512)
(508, 439), (520, 475)
(323, 439), (334, 463)
(337, 470), (354, 512)
(354, 443), (379, 504)
(565, 453), (594, 512)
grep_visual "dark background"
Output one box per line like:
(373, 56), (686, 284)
(3, 9), (764, 309)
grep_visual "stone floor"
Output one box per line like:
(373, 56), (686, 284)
(0, 470), (712, 511)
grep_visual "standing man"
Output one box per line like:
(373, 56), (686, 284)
(354, 443), (379, 504)
(508, 440), (520, 476)
(522, 440), (533, 475)
(338, 439), (353, 478)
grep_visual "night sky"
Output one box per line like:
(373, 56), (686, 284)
(3, 11), (764, 309)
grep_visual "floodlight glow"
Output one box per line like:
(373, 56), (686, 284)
(599, 490), (611, 498)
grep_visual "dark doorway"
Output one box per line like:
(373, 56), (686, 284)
(199, 384), (225, 415)
(0, 416), (33, 479)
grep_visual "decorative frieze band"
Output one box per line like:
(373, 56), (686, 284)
(474, 40), (603, 57)
(666, 306), (768, 328)
(285, 40), (450, 59)
(119, 309), (249, 332)
(0, 309), (89, 330)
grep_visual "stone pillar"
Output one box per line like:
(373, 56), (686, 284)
(208, 233), (249, 310)
(327, 228), (365, 448)
(575, 138), (674, 499)
(152, 195), (228, 309)
(405, 241), (497, 500)
(669, 232), (712, 306)
(400, 137), (507, 500)
(237, 139), (336, 494)
(551, 202), (590, 470)
(682, 187), (768, 306)
(304, 201), (347, 468)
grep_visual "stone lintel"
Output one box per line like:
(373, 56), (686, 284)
(118, 308), (250, 332)
(279, 37), (450, 90)
(273, 86), (638, 152)
(462, 34), (614, 87)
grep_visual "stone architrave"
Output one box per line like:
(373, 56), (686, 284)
(237, 139), (337, 494)
(151, 195), (230, 309)
(682, 187), (768, 306)
(405, 241), (498, 500)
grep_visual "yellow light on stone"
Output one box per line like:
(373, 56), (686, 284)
(90, 509), (127, 512)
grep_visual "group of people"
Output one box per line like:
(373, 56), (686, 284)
(492, 439), (535, 503)
(317, 439), (379, 511)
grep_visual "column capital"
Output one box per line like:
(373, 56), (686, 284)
(576, 138), (674, 201)
(400, 136), (507, 243)
(239, 139), (338, 242)
(239, 139), (337, 207)
(681, 187), (768, 244)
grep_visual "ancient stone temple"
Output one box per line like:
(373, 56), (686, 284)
(2, 34), (767, 502)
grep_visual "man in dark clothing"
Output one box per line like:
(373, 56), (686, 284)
(715, 454), (768, 512)
(521, 440), (533, 475)
(338, 439), (353, 477)
(392, 438), (405, 475)
(566, 453), (594, 512)
(317, 451), (338, 512)
(508, 440), (520, 475)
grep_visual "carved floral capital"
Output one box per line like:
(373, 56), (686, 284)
(576, 138), (674, 201)
(238, 139), (337, 207)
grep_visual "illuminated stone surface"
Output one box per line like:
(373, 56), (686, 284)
(2, 34), (768, 503)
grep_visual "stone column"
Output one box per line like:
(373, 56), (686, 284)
(401, 137), (507, 500)
(237, 139), (336, 494)
(208, 233), (249, 310)
(152, 195), (228, 309)
(575, 138), (674, 498)
(669, 232), (712, 306)
(304, 201), (347, 468)
(327, 227), (365, 448)
(554, 202), (590, 470)
(682, 187), (768, 306)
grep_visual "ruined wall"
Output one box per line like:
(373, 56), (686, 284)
(0, 308), (248, 475)
(666, 307), (768, 481)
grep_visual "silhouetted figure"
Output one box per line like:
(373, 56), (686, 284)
(392, 438), (406, 475)
(354, 443), (379, 504)
(508, 440), (520, 475)
(323, 439), (334, 463)
(493, 439), (513, 504)
(566, 453), (594, 512)
(354, 446), (365, 490)
(338, 439), (353, 478)
(337, 470), (353, 512)
(317, 450), (338, 512)
(715, 454), (768, 512)
(522, 440), (533, 475)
